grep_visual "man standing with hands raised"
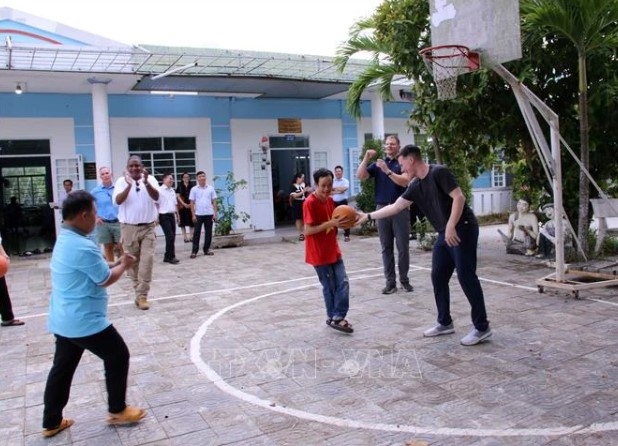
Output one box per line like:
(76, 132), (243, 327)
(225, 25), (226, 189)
(113, 155), (159, 310)
(356, 135), (413, 294)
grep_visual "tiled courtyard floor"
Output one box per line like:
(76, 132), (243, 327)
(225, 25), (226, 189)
(1, 225), (617, 445)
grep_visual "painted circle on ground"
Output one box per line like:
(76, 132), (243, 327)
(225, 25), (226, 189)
(190, 276), (618, 438)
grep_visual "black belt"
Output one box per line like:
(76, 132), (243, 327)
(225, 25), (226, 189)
(159, 212), (175, 215)
(124, 222), (154, 226)
(102, 219), (118, 223)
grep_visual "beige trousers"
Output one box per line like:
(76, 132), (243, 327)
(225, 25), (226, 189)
(120, 222), (156, 299)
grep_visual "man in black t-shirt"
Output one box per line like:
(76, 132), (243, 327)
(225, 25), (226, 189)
(356, 145), (492, 346)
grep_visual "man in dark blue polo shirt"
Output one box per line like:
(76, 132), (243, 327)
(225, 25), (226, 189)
(357, 135), (412, 294)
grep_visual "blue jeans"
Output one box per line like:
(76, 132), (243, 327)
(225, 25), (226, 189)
(314, 258), (349, 321)
(431, 223), (489, 331)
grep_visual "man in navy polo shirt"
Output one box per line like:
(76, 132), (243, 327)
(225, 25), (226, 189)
(357, 135), (412, 294)
(91, 166), (123, 263)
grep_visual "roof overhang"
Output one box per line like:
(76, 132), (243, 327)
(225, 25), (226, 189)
(134, 75), (353, 99)
(0, 41), (414, 100)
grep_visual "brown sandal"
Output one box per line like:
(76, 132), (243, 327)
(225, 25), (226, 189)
(42, 418), (74, 438)
(328, 319), (354, 334)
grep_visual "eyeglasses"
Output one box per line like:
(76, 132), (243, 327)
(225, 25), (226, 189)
(135, 181), (141, 193)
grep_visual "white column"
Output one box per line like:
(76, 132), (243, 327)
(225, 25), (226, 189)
(88, 78), (112, 172)
(370, 91), (385, 140)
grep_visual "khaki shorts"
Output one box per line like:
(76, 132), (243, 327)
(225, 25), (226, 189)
(96, 221), (121, 244)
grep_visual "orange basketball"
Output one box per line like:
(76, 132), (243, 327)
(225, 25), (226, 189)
(332, 205), (357, 229)
(0, 256), (8, 278)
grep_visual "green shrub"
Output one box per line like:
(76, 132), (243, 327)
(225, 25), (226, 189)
(213, 171), (250, 236)
(355, 138), (384, 213)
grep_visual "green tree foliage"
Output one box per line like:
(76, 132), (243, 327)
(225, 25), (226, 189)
(336, 0), (618, 255)
(521, 0), (618, 252)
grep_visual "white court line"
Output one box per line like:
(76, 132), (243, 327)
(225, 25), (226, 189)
(189, 272), (618, 438)
(19, 265), (617, 322)
(585, 298), (618, 307)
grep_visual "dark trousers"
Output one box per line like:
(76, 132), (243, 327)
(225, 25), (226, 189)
(334, 199), (350, 237)
(0, 277), (15, 322)
(431, 223), (489, 331)
(376, 205), (410, 287)
(42, 325), (129, 429)
(192, 215), (214, 254)
(159, 213), (176, 260)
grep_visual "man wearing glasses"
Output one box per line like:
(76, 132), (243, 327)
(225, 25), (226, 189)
(113, 156), (159, 310)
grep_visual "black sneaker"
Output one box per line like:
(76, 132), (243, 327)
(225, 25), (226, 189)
(401, 282), (414, 292)
(382, 284), (397, 295)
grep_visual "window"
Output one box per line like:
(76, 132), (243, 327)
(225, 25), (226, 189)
(349, 148), (362, 195)
(312, 151), (328, 171)
(491, 164), (505, 188)
(0, 139), (50, 155)
(128, 137), (197, 183)
(1, 166), (47, 206)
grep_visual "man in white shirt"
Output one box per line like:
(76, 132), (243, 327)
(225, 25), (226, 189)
(57, 179), (73, 208)
(189, 171), (217, 258)
(157, 173), (180, 264)
(112, 155), (159, 310)
(331, 165), (351, 242)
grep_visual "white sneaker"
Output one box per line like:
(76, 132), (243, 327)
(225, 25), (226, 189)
(460, 328), (492, 346)
(423, 323), (455, 337)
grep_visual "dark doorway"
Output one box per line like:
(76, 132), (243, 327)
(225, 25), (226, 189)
(0, 155), (56, 255)
(270, 149), (310, 226)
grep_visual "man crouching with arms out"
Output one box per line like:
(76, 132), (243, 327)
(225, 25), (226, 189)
(42, 190), (146, 438)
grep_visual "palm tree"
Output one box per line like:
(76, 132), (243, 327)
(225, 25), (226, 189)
(521, 0), (618, 253)
(333, 2), (444, 162)
(333, 18), (408, 118)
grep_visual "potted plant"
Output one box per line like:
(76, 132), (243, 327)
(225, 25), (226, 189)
(414, 217), (437, 251)
(212, 171), (251, 248)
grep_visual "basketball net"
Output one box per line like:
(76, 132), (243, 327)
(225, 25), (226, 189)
(420, 45), (479, 100)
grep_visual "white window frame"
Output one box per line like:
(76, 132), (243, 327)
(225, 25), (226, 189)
(491, 163), (506, 188)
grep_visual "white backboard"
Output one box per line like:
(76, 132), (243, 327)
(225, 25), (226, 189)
(429, 0), (522, 64)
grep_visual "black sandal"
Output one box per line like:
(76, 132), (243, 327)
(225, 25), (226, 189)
(328, 319), (353, 334)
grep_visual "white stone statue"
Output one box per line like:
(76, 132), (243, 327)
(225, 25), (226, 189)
(498, 198), (539, 256)
(536, 203), (571, 259)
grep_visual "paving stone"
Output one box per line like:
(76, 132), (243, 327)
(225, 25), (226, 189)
(1, 225), (617, 444)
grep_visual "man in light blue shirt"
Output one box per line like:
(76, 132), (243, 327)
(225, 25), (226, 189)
(42, 190), (146, 438)
(90, 166), (122, 262)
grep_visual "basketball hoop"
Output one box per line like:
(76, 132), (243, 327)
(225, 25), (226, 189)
(419, 45), (480, 100)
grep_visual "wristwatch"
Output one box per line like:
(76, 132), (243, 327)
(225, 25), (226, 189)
(367, 213), (373, 222)
(387, 171), (393, 176)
